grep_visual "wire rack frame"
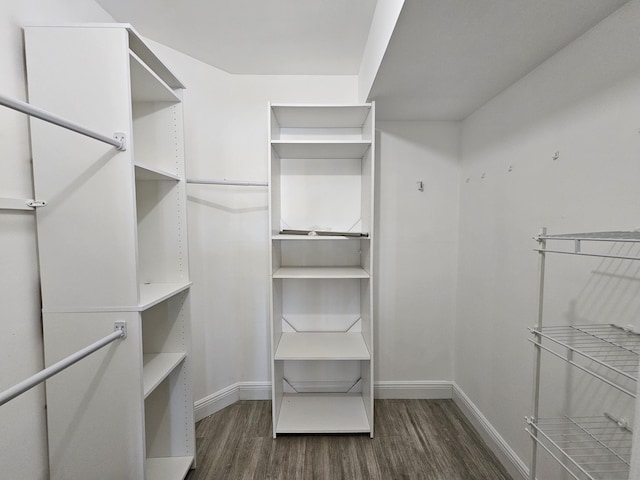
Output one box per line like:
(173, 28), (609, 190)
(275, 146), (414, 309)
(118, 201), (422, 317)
(534, 231), (640, 260)
(527, 415), (632, 480)
(529, 324), (640, 397)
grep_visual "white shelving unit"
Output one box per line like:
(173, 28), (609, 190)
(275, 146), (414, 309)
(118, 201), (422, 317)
(25, 24), (194, 479)
(268, 103), (375, 437)
(527, 229), (640, 480)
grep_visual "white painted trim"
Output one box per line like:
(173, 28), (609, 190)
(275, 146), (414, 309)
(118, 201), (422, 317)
(452, 384), (529, 480)
(194, 383), (240, 422)
(239, 381), (271, 400)
(194, 381), (271, 421)
(374, 380), (453, 399)
(195, 380), (453, 421)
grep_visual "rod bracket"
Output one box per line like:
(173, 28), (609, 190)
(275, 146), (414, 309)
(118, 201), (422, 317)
(114, 321), (127, 338)
(26, 200), (47, 208)
(113, 132), (127, 151)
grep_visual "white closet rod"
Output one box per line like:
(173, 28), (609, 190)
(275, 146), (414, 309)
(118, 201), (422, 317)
(0, 322), (126, 407)
(187, 178), (268, 187)
(0, 93), (126, 151)
(0, 197), (40, 211)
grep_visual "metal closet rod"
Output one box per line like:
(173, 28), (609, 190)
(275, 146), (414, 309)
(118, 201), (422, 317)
(0, 94), (126, 151)
(0, 321), (126, 408)
(187, 178), (268, 187)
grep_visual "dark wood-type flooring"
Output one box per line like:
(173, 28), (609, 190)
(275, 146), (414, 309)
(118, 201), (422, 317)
(185, 399), (512, 480)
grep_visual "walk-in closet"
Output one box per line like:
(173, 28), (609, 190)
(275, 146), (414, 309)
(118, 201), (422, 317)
(2, 1), (640, 479)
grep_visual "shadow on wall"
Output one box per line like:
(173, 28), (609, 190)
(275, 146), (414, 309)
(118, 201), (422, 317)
(462, 1), (640, 159)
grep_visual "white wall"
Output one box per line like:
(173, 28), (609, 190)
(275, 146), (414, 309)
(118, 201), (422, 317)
(375, 121), (459, 394)
(146, 41), (361, 416)
(0, 2), (115, 478)
(457, 0), (640, 477)
(148, 44), (463, 415)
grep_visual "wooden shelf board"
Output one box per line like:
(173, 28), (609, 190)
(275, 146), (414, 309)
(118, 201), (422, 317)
(143, 352), (186, 398)
(273, 267), (369, 279)
(138, 282), (192, 311)
(130, 51), (180, 103)
(275, 332), (370, 360)
(135, 163), (181, 181)
(145, 456), (194, 480)
(271, 141), (371, 159)
(276, 394), (371, 434)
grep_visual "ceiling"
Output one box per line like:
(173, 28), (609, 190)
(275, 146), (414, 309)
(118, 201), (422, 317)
(370, 0), (632, 120)
(95, 0), (631, 120)
(94, 0), (377, 75)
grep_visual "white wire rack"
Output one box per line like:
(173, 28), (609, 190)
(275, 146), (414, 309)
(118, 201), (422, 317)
(529, 324), (640, 397)
(529, 229), (640, 480)
(527, 415), (632, 480)
(534, 231), (640, 261)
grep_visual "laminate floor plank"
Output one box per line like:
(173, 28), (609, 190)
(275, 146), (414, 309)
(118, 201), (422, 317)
(185, 399), (512, 480)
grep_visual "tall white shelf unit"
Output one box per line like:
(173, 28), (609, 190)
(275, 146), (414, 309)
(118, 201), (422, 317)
(25, 24), (195, 479)
(527, 229), (640, 480)
(268, 103), (375, 437)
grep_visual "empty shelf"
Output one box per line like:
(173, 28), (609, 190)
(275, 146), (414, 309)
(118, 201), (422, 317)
(528, 416), (631, 480)
(135, 163), (181, 181)
(271, 141), (371, 159)
(145, 456), (193, 480)
(138, 282), (192, 311)
(273, 267), (369, 279)
(538, 231), (640, 242)
(143, 353), (186, 398)
(275, 332), (370, 360)
(130, 51), (180, 103)
(276, 394), (371, 434)
(535, 230), (640, 260)
(532, 324), (640, 379)
(271, 104), (371, 128)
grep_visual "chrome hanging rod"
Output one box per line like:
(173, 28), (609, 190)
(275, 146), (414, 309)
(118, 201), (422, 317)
(187, 178), (268, 187)
(0, 94), (126, 151)
(0, 322), (126, 407)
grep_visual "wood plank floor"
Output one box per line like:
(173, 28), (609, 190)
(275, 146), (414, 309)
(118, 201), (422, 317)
(185, 399), (512, 480)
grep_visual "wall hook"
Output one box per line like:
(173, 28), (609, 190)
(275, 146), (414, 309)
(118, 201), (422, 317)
(417, 181), (424, 192)
(552, 151), (560, 161)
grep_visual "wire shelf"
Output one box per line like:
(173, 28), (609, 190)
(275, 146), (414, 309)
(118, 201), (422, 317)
(528, 415), (632, 480)
(537, 231), (640, 242)
(530, 324), (640, 397)
(534, 231), (640, 260)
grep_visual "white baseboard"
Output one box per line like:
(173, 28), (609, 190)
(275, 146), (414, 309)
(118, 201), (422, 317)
(374, 380), (453, 399)
(194, 380), (453, 420)
(452, 384), (528, 480)
(194, 381), (270, 421)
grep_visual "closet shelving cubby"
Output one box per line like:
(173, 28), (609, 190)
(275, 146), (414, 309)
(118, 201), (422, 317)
(527, 229), (640, 480)
(25, 24), (194, 479)
(268, 103), (375, 437)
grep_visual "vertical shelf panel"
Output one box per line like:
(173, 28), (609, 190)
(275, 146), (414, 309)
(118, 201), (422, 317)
(25, 26), (139, 311)
(26, 25), (194, 480)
